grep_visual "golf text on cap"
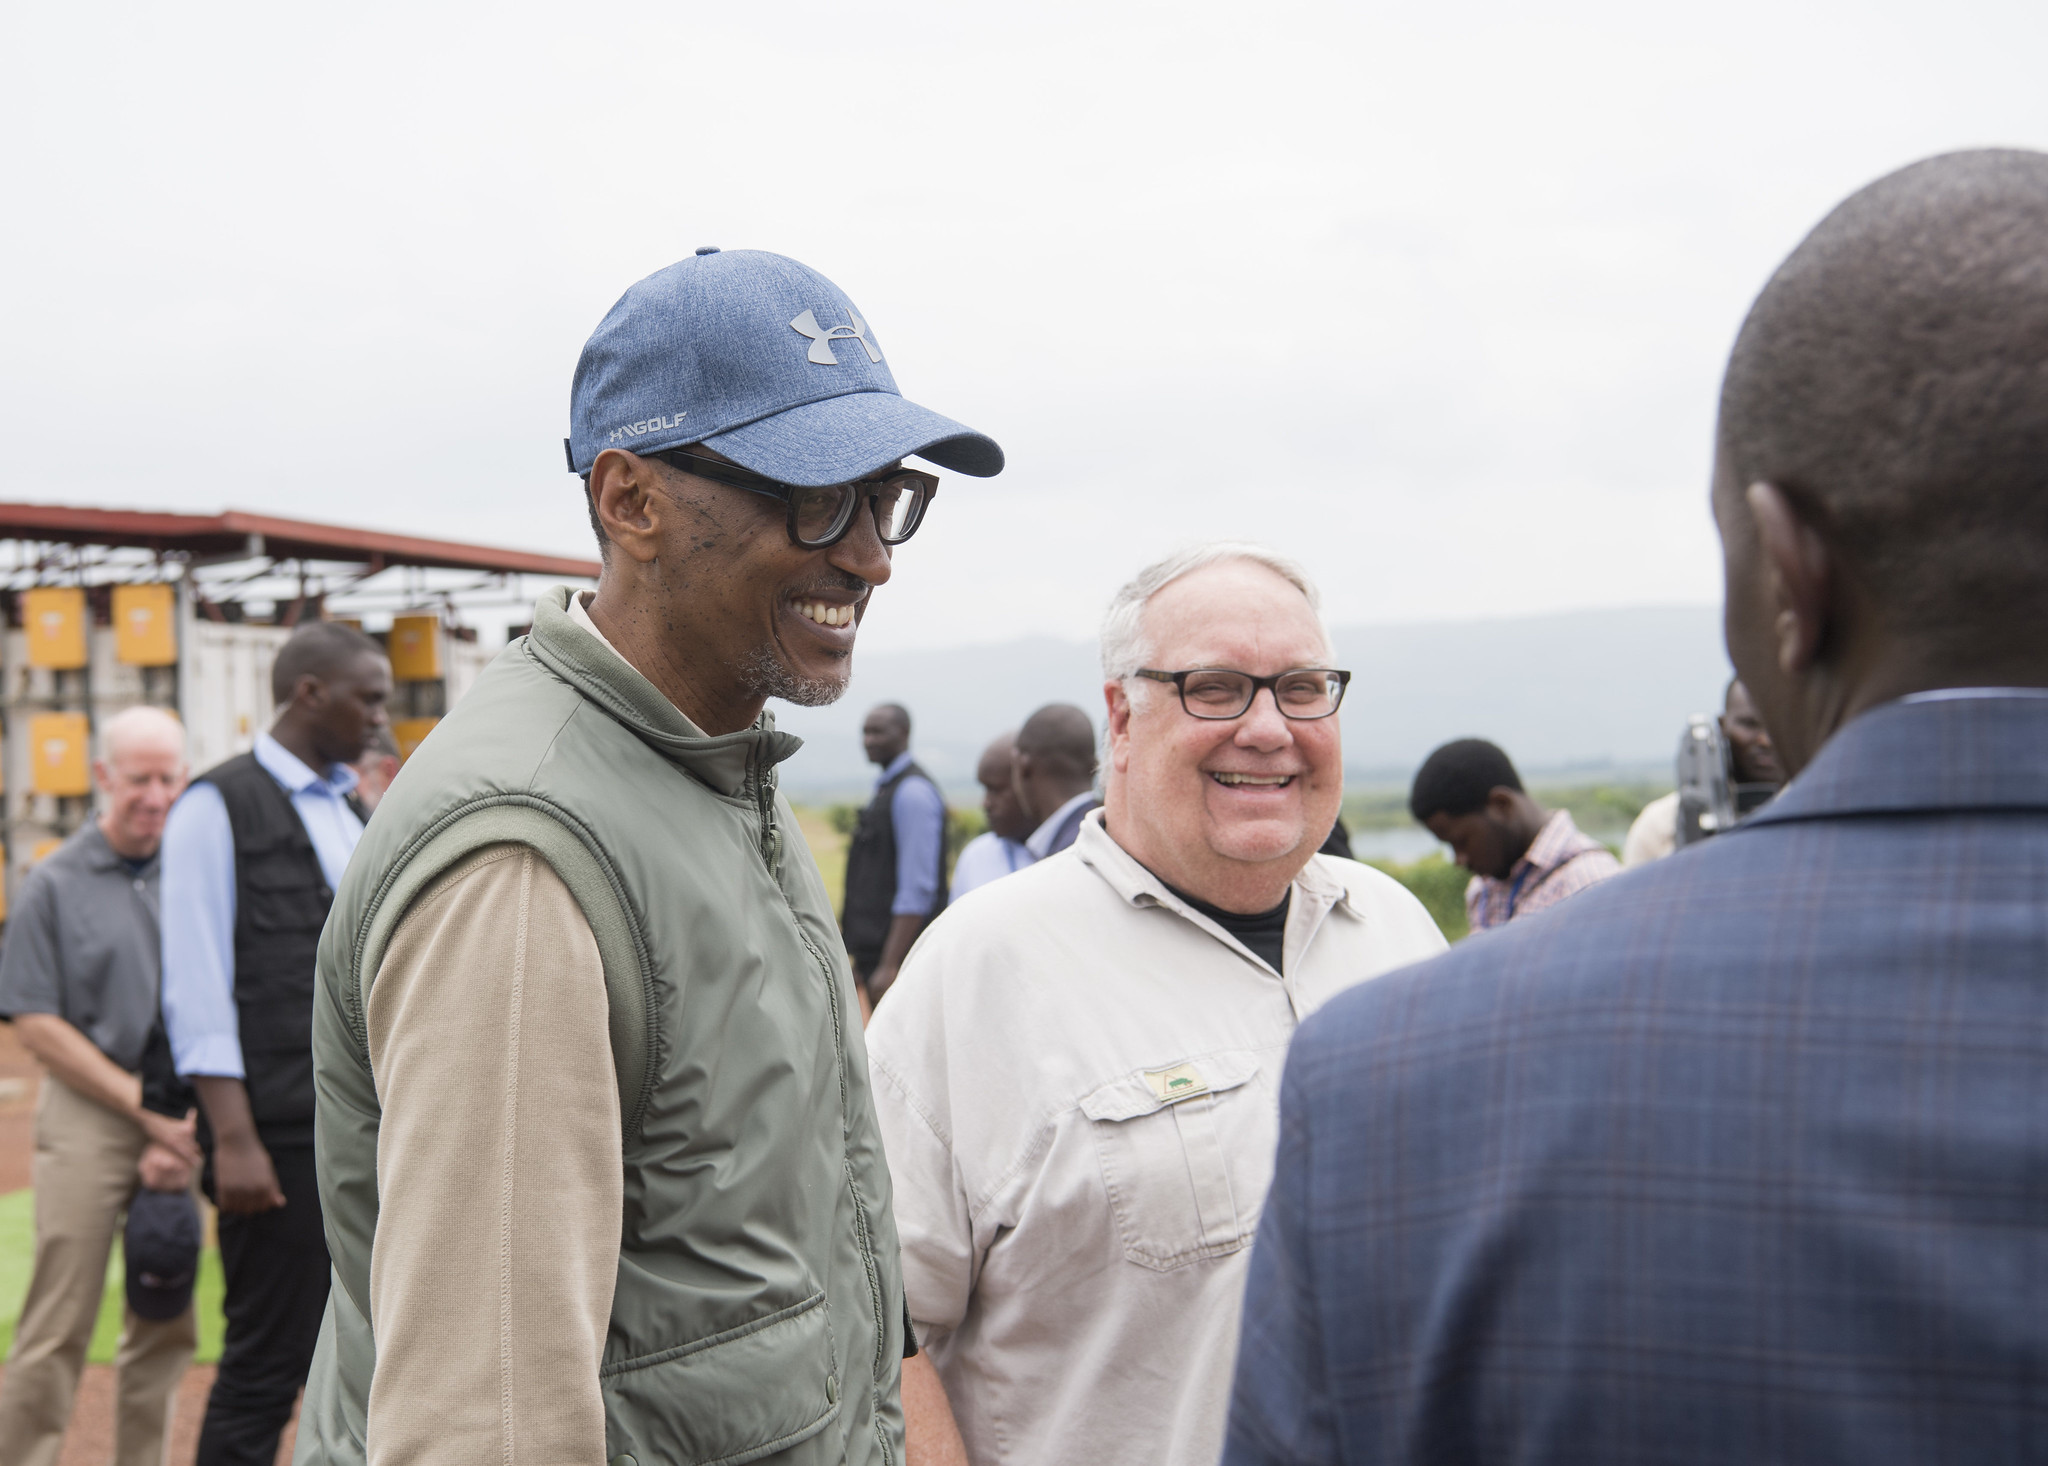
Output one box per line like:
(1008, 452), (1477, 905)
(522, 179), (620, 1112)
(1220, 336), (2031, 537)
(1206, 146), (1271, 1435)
(791, 309), (883, 366)
(607, 410), (689, 444)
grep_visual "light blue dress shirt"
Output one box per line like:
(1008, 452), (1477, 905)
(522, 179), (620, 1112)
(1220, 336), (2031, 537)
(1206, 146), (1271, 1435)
(159, 731), (365, 1079)
(878, 750), (948, 917)
(948, 831), (1033, 902)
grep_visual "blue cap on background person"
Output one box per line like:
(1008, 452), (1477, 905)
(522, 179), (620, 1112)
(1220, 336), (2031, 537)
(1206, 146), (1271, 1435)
(566, 247), (1004, 486)
(124, 1189), (201, 1321)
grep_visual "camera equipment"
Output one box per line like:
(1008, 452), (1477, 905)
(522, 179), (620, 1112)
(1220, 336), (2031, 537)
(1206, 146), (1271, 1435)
(1675, 715), (1777, 848)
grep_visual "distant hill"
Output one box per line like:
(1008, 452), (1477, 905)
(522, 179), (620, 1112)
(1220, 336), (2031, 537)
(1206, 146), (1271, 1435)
(771, 606), (1730, 801)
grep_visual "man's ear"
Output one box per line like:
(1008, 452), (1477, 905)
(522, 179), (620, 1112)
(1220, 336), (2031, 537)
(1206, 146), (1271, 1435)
(1102, 680), (1134, 774)
(1485, 787), (1521, 823)
(1745, 481), (1833, 676)
(590, 450), (665, 566)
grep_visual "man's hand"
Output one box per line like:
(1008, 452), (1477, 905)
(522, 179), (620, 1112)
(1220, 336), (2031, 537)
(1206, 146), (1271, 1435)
(867, 912), (928, 1006)
(139, 1106), (201, 1169)
(213, 1132), (286, 1213)
(191, 1075), (286, 1213)
(903, 1353), (969, 1466)
(137, 1142), (195, 1193)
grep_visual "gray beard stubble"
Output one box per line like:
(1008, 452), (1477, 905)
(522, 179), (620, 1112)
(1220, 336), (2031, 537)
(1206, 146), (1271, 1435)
(739, 643), (848, 707)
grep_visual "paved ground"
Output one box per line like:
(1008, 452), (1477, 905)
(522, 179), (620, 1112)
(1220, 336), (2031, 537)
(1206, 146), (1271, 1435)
(1, 1027), (299, 1466)
(24, 1363), (297, 1466)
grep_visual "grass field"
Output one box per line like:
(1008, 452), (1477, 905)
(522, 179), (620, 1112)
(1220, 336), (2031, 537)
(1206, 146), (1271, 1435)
(0, 1188), (228, 1364)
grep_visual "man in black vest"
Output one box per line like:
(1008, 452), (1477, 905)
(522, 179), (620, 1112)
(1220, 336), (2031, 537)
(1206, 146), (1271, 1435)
(158, 620), (390, 1466)
(842, 702), (947, 1008)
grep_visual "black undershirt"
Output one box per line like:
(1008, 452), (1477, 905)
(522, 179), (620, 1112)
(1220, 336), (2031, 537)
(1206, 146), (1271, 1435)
(1164, 882), (1291, 974)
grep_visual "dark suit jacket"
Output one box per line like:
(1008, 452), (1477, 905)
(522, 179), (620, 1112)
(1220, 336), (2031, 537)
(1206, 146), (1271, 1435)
(1225, 695), (2048, 1466)
(1042, 794), (1100, 857)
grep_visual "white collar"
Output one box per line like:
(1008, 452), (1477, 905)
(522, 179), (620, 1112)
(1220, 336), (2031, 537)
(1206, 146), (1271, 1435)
(1899, 687), (2048, 704)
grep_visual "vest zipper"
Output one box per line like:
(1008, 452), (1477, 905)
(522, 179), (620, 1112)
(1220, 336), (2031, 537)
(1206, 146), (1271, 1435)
(776, 855), (896, 1466)
(753, 745), (784, 875)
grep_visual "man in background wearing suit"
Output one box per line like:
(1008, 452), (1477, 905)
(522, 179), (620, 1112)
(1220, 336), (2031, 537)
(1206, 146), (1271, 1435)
(1013, 702), (1099, 858)
(1224, 147), (2048, 1465)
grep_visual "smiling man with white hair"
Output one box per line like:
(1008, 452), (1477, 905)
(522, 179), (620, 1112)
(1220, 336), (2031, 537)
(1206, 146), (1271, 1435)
(864, 542), (1448, 1466)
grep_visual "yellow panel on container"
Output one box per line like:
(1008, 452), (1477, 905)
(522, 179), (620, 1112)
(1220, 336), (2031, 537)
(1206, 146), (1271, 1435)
(24, 587), (89, 670)
(393, 717), (440, 763)
(388, 615), (441, 681)
(0, 870), (7, 922)
(30, 713), (92, 796)
(113, 583), (178, 666)
(30, 838), (63, 865)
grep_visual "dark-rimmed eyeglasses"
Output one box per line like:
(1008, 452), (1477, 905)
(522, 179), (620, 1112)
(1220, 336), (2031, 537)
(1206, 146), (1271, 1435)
(1131, 667), (1351, 720)
(651, 448), (938, 549)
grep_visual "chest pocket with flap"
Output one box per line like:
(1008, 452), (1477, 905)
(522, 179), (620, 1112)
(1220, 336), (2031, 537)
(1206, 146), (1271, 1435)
(1080, 1051), (1270, 1272)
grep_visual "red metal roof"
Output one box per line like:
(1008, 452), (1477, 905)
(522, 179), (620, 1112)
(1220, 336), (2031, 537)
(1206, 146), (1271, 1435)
(0, 503), (600, 579)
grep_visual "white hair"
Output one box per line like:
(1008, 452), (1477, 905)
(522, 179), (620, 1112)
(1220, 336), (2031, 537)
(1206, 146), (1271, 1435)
(1098, 541), (1327, 681)
(100, 704), (185, 765)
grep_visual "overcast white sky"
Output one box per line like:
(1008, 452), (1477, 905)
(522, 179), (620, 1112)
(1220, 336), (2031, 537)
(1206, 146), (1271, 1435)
(3, 0), (2044, 652)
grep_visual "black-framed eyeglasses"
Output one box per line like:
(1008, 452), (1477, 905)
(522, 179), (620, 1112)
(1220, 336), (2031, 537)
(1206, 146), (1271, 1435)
(651, 448), (938, 549)
(1132, 667), (1351, 720)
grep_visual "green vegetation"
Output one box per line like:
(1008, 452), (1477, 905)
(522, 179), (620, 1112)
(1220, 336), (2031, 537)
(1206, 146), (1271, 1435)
(1345, 780), (1668, 840)
(0, 1187), (227, 1365)
(802, 804), (987, 921)
(1367, 855), (1470, 942)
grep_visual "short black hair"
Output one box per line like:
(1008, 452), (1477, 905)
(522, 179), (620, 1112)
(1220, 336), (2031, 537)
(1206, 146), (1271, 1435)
(1016, 702), (1097, 780)
(869, 702), (911, 736)
(271, 620), (385, 706)
(1409, 738), (1522, 822)
(1718, 149), (2048, 647)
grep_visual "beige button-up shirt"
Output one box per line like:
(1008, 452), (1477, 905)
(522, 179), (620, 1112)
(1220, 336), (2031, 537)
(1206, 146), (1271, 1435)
(864, 813), (1448, 1466)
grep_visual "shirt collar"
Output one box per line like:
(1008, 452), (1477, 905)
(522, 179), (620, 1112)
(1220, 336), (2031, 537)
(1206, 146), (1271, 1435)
(1897, 686), (2048, 704)
(1025, 790), (1099, 858)
(79, 821), (153, 874)
(1508, 809), (1585, 881)
(255, 730), (358, 797)
(875, 750), (916, 786)
(1073, 809), (1350, 919)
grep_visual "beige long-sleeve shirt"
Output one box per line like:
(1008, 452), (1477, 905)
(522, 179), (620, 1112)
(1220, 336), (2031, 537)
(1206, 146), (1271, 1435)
(364, 595), (627, 1464)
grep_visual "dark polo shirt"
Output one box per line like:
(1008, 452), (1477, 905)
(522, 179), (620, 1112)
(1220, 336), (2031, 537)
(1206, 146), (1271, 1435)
(0, 823), (161, 1072)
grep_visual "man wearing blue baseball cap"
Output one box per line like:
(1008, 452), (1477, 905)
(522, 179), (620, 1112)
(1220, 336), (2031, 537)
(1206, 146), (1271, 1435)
(297, 250), (1002, 1466)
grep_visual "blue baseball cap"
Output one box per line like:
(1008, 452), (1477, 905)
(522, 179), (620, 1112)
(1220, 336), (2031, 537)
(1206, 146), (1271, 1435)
(567, 249), (1004, 487)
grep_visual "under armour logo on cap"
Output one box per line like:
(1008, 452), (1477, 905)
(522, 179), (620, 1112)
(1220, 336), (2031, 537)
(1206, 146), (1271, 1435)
(566, 249), (1001, 483)
(790, 308), (883, 366)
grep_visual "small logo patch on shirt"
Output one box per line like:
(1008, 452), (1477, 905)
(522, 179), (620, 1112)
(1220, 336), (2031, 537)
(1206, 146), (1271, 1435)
(1143, 1062), (1209, 1105)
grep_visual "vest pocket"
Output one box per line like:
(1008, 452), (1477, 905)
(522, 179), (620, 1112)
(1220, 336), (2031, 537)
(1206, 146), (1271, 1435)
(600, 1290), (842, 1466)
(241, 853), (331, 933)
(1081, 1051), (1267, 1271)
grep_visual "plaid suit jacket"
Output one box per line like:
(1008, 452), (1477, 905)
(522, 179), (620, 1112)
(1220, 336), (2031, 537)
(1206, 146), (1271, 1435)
(1225, 695), (2048, 1466)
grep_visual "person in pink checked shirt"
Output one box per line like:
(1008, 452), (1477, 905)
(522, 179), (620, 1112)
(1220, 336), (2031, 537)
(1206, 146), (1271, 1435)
(1410, 737), (1621, 931)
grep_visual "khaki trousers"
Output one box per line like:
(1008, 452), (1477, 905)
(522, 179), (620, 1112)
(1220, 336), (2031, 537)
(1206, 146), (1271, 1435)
(0, 1075), (196, 1466)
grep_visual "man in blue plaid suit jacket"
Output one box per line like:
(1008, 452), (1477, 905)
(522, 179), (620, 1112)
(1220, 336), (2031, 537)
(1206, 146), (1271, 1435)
(1225, 150), (2048, 1465)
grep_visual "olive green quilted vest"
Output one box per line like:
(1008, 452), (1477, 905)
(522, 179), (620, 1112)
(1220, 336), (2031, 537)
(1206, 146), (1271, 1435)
(295, 587), (906, 1466)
